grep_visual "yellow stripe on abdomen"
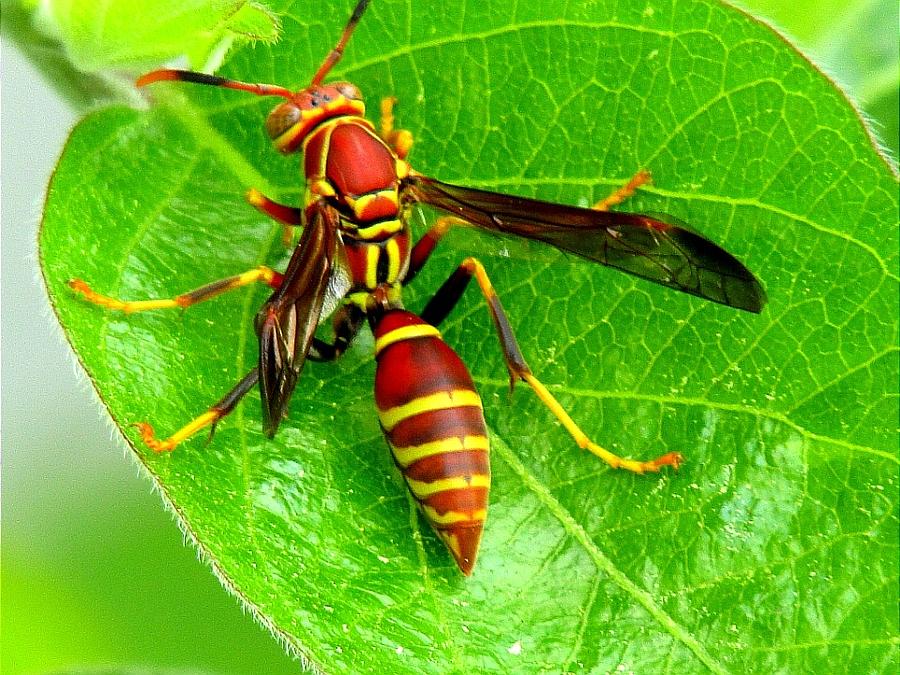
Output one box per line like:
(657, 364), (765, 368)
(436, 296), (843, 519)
(378, 389), (482, 432)
(374, 323), (441, 356)
(405, 473), (491, 499)
(422, 505), (487, 525)
(390, 434), (489, 467)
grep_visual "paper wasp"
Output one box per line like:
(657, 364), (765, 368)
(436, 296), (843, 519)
(69, 0), (766, 575)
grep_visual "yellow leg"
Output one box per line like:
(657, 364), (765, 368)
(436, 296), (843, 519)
(593, 169), (652, 212)
(134, 368), (259, 453)
(68, 266), (279, 313)
(451, 257), (682, 474)
(134, 413), (218, 453)
(379, 96), (414, 159)
(519, 373), (682, 473)
(406, 215), (468, 283)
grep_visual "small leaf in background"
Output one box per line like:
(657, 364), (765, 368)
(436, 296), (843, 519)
(33, 0), (900, 673)
(24, 0), (279, 71)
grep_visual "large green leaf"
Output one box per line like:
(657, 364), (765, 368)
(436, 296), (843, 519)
(40, 0), (899, 672)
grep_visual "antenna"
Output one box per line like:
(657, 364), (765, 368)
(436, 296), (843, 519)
(136, 69), (294, 98)
(137, 1), (372, 94)
(309, 0), (372, 86)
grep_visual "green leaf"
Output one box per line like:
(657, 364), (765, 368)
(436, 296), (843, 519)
(26, 0), (279, 72)
(40, 1), (899, 672)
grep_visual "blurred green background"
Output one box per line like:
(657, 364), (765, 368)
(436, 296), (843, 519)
(2, 1), (896, 673)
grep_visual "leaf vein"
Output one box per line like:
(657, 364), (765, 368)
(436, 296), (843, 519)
(490, 433), (729, 673)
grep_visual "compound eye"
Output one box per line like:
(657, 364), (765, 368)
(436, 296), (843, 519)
(265, 102), (301, 141)
(333, 82), (362, 101)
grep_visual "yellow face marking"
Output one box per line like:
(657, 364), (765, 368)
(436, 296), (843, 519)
(323, 97), (364, 117)
(374, 323), (441, 356)
(273, 119), (306, 152)
(274, 107), (329, 151)
(422, 506), (487, 525)
(378, 390), (483, 431)
(390, 435), (489, 468)
(406, 473), (490, 499)
(276, 97), (370, 153)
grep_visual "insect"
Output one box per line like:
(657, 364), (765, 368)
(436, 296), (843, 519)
(69, 0), (766, 575)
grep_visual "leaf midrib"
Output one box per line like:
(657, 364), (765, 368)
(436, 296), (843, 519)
(490, 431), (731, 675)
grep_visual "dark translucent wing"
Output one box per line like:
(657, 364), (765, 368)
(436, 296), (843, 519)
(405, 174), (766, 313)
(255, 202), (339, 436)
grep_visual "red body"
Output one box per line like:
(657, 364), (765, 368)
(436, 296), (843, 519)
(372, 310), (490, 575)
(304, 118), (412, 296)
(299, 100), (489, 573)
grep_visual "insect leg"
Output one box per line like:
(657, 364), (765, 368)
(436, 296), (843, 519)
(308, 305), (365, 361)
(246, 188), (303, 225)
(135, 368), (260, 453)
(422, 257), (682, 474)
(379, 97), (414, 159)
(246, 187), (303, 246)
(68, 266), (282, 314)
(404, 216), (467, 284)
(592, 169), (652, 211)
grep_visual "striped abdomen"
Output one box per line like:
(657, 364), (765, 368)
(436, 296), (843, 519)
(373, 310), (490, 575)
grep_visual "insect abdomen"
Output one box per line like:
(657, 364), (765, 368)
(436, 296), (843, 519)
(373, 310), (490, 575)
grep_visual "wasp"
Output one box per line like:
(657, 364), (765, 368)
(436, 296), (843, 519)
(69, 0), (766, 575)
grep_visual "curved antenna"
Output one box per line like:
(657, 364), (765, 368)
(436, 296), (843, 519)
(309, 0), (372, 86)
(137, 69), (294, 99)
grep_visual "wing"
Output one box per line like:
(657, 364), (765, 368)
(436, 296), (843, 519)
(255, 202), (339, 436)
(405, 174), (766, 313)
